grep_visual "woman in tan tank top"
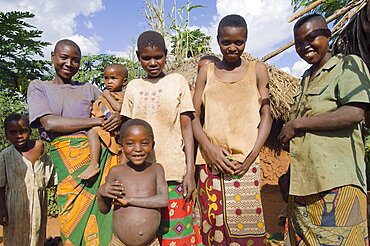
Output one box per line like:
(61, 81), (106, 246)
(192, 14), (272, 245)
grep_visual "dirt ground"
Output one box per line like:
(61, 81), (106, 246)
(0, 148), (290, 245)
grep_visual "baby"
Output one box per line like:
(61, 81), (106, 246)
(79, 64), (128, 179)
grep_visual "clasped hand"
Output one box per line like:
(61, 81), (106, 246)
(98, 180), (128, 206)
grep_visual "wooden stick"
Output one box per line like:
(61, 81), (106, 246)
(262, 0), (365, 62)
(288, 0), (327, 23)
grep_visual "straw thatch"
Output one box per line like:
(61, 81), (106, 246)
(167, 53), (300, 121)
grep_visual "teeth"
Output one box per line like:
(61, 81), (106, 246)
(305, 51), (315, 58)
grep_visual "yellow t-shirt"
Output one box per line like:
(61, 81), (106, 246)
(289, 54), (370, 196)
(121, 73), (194, 181)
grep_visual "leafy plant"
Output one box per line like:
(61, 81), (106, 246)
(0, 11), (50, 96)
(291, 0), (350, 18)
(47, 186), (59, 217)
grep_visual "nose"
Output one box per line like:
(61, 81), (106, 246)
(65, 59), (72, 67)
(149, 58), (157, 66)
(228, 45), (237, 52)
(134, 143), (142, 152)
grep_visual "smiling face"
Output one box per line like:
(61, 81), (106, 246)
(5, 119), (30, 149)
(104, 66), (127, 92)
(217, 26), (247, 63)
(294, 21), (331, 67)
(52, 43), (81, 83)
(137, 45), (166, 78)
(121, 125), (154, 166)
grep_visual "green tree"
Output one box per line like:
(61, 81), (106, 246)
(0, 11), (50, 95)
(291, 0), (349, 18)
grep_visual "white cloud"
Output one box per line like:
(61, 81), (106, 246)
(68, 34), (101, 55)
(280, 66), (291, 74)
(291, 60), (309, 77)
(197, 0), (295, 59)
(84, 20), (94, 29)
(0, 0), (104, 58)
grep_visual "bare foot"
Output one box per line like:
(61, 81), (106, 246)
(79, 164), (100, 179)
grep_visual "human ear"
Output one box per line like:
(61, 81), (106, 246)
(152, 140), (155, 149)
(136, 51), (140, 61)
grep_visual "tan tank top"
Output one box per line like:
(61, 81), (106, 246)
(196, 61), (261, 164)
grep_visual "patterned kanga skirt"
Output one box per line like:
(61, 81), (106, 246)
(286, 185), (368, 245)
(197, 163), (267, 245)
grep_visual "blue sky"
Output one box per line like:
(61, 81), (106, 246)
(0, 0), (309, 77)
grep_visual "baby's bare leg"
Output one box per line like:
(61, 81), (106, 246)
(79, 128), (101, 179)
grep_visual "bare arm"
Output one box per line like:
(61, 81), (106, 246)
(279, 103), (365, 144)
(119, 164), (168, 208)
(192, 66), (235, 174)
(180, 112), (196, 200)
(97, 169), (124, 214)
(235, 62), (272, 175)
(102, 90), (123, 112)
(0, 187), (7, 226)
(40, 115), (103, 133)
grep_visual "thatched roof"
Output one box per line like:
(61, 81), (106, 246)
(167, 53), (300, 121)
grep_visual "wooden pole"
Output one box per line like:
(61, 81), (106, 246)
(288, 0), (327, 23)
(262, 0), (365, 62)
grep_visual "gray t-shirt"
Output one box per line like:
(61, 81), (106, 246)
(27, 79), (101, 140)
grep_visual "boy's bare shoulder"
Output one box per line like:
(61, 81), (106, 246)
(152, 163), (165, 172)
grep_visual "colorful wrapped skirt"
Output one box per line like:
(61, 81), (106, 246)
(286, 185), (368, 245)
(197, 163), (266, 245)
(50, 135), (118, 245)
(158, 181), (203, 245)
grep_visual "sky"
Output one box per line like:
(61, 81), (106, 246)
(0, 0), (310, 77)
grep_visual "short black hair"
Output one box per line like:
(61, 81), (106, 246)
(218, 14), (248, 38)
(104, 63), (128, 78)
(4, 113), (29, 130)
(294, 13), (329, 32)
(137, 31), (166, 54)
(120, 119), (154, 141)
(199, 55), (221, 63)
(54, 39), (81, 56)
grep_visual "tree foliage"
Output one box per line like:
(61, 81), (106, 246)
(0, 11), (50, 95)
(143, 0), (211, 64)
(291, 0), (350, 18)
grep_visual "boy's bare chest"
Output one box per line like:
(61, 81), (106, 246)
(118, 172), (157, 197)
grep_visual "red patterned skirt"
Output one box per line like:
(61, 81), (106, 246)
(197, 163), (266, 246)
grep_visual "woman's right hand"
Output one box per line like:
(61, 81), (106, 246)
(102, 112), (122, 132)
(204, 143), (236, 174)
(98, 180), (124, 199)
(0, 209), (8, 226)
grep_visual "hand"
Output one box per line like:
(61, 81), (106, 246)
(278, 120), (298, 146)
(98, 180), (124, 200)
(102, 89), (111, 98)
(102, 112), (122, 132)
(0, 209), (8, 226)
(233, 151), (258, 177)
(182, 172), (195, 201)
(116, 196), (129, 206)
(204, 143), (236, 174)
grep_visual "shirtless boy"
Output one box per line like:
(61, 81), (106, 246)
(97, 119), (168, 246)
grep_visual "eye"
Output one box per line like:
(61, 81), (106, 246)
(154, 55), (163, 60)
(235, 40), (244, 46)
(142, 140), (149, 145)
(125, 141), (134, 146)
(222, 41), (230, 45)
(141, 56), (151, 61)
